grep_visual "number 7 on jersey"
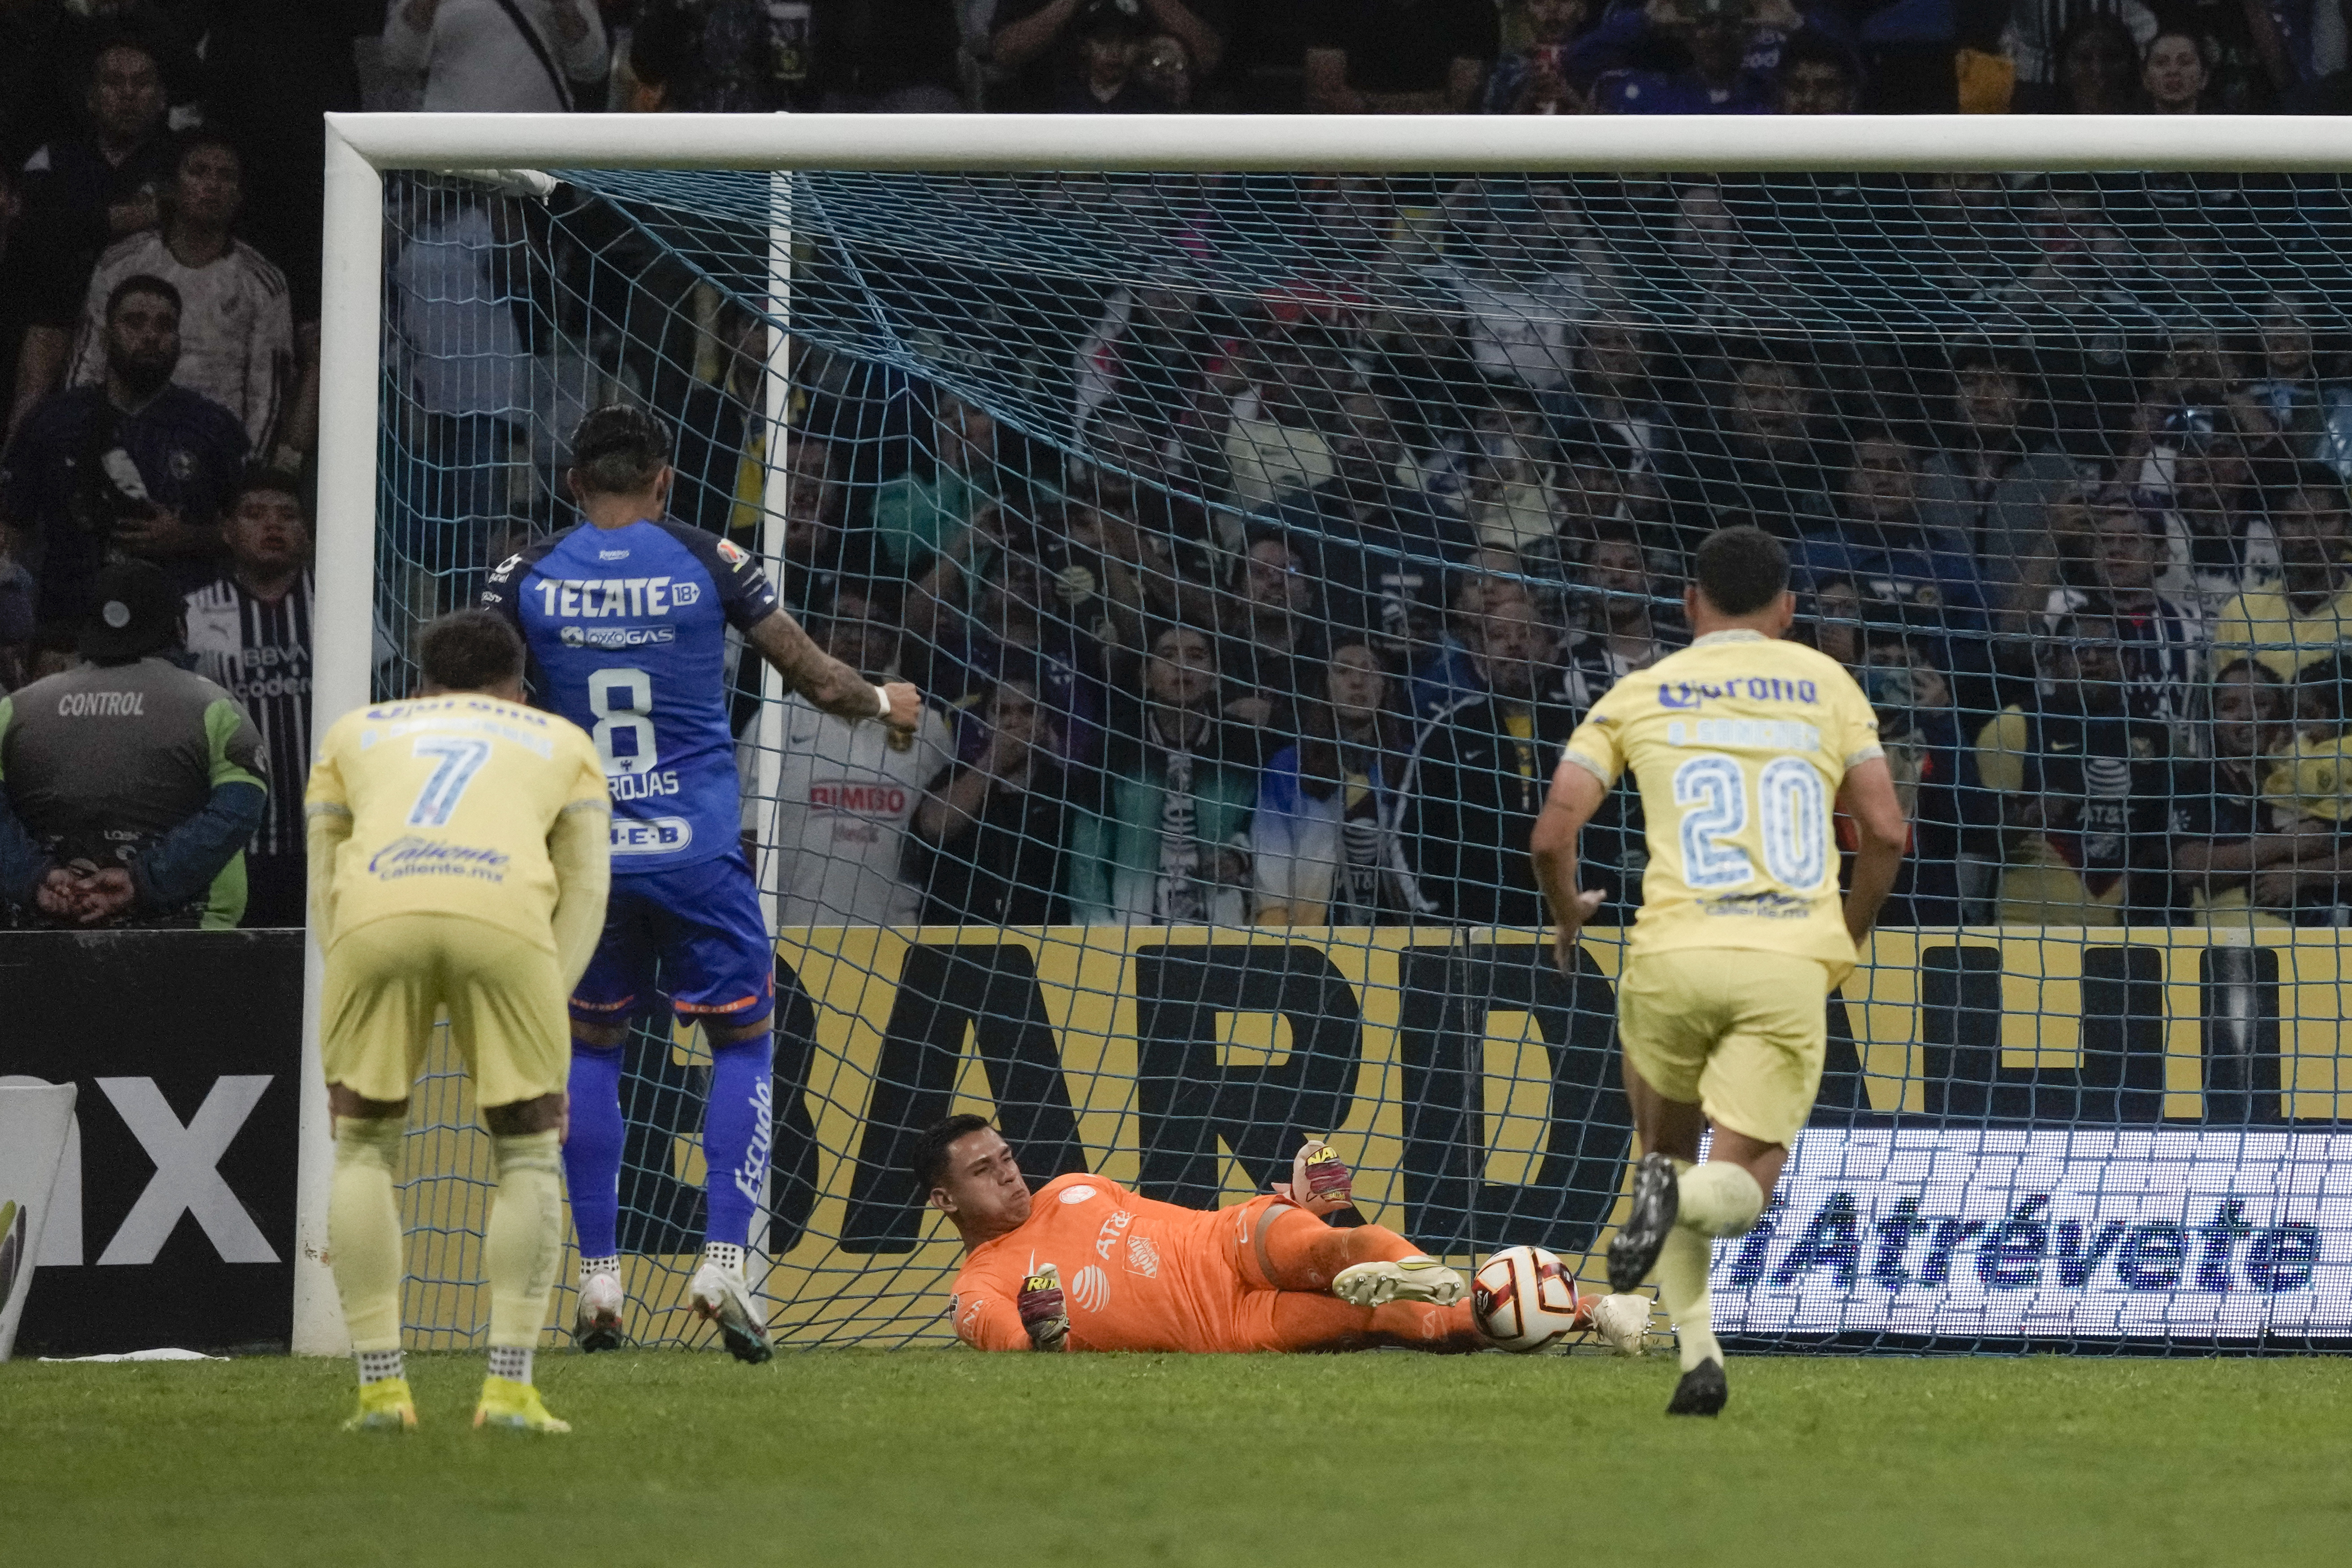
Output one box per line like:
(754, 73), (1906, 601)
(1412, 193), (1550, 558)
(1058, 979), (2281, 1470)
(408, 737), (492, 827)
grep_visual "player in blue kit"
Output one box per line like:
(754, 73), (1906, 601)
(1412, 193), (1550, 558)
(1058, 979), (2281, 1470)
(483, 406), (921, 1361)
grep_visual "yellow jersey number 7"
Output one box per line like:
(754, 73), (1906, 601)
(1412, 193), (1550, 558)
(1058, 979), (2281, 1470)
(407, 737), (492, 827)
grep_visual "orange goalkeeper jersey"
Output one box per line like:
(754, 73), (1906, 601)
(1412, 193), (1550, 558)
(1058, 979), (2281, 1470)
(951, 1172), (1261, 1353)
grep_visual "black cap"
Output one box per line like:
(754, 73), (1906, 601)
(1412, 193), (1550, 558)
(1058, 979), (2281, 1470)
(80, 560), (181, 661)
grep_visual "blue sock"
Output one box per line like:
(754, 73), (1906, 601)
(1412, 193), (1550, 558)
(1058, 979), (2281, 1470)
(564, 1042), (626, 1260)
(703, 1031), (775, 1250)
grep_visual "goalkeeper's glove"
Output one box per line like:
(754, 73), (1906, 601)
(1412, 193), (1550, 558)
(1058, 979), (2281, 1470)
(1274, 1137), (1355, 1218)
(1018, 1263), (1069, 1352)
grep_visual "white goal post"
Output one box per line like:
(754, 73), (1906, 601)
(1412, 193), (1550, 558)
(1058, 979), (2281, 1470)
(296, 110), (2352, 1354)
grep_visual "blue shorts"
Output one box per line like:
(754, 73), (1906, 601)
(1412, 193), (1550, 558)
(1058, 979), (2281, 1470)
(571, 851), (775, 1030)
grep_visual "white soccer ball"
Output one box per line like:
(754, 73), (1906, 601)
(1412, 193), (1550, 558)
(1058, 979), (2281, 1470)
(1472, 1245), (1584, 1353)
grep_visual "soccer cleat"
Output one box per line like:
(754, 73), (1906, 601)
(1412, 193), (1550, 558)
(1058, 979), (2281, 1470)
(573, 1269), (626, 1353)
(689, 1261), (774, 1365)
(341, 1377), (418, 1433)
(1585, 1293), (1651, 1356)
(472, 1376), (571, 1434)
(1667, 1358), (1729, 1417)
(1332, 1257), (1467, 1309)
(1607, 1153), (1682, 1294)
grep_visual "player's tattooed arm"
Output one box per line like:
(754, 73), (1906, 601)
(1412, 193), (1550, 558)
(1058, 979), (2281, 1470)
(744, 609), (921, 732)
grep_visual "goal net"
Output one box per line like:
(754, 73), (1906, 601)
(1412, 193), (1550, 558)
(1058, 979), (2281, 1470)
(326, 119), (2352, 1356)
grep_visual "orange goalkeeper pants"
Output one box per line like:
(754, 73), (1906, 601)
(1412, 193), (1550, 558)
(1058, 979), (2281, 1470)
(1218, 1196), (1482, 1354)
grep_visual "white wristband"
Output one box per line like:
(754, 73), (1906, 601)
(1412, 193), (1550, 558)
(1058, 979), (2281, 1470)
(872, 682), (894, 720)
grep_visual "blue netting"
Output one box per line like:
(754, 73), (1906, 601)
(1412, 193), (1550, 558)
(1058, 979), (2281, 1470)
(377, 165), (2352, 1353)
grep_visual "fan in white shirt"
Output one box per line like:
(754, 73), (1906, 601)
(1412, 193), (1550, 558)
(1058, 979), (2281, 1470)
(383, 0), (609, 113)
(768, 595), (955, 928)
(66, 137), (295, 459)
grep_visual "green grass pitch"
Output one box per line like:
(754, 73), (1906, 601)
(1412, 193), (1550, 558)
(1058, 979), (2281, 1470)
(5, 1350), (2348, 1566)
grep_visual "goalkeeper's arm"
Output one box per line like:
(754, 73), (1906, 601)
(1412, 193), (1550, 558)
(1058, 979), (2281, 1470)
(954, 1268), (1069, 1352)
(744, 609), (922, 734)
(951, 1273), (1068, 1353)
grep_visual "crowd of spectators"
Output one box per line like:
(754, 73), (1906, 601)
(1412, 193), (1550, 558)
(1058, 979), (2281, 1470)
(760, 141), (2352, 934)
(11, 1), (2352, 934)
(536, 0), (2352, 121)
(734, 259), (2352, 934)
(0, 4), (352, 930)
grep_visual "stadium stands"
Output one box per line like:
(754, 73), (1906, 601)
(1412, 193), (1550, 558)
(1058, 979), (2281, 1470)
(12, 9), (2352, 935)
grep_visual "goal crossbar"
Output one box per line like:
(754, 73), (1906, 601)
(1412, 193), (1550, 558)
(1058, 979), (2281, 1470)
(325, 112), (2352, 176)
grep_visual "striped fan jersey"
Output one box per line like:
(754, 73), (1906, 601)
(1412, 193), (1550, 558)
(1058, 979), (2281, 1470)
(184, 572), (313, 860)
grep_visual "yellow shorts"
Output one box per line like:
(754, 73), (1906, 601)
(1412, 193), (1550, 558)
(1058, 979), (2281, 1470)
(1616, 948), (1833, 1148)
(321, 913), (569, 1107)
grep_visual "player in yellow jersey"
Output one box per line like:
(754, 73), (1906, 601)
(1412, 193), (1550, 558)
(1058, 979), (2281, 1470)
(306, 611), (612, 1435)
(1531, 527), (1908, 1417)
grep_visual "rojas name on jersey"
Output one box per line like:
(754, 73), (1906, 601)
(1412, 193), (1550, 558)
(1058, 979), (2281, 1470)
(609, 769), (682, 802)
(532, 576), (703, 618)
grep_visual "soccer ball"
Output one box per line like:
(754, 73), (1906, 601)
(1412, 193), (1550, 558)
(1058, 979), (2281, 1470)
(1472, 1245), (1584, 1353)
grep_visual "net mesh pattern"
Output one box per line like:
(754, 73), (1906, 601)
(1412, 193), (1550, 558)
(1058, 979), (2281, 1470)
(377, 167), (2352, 1353)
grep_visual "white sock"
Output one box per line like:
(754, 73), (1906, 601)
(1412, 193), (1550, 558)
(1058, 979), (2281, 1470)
(578, 1255), (620, 1286)
(355, 1348), (405, 1386)
(1655, 1226), (1722, 1372)
(488, 1344), (533, 1385)
(1679, 1163), (1767, 1239)
(701, 1241), (745, 1275)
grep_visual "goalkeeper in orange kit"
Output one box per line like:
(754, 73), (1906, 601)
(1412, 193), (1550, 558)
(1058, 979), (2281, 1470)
(919, 1115), (1648, 1354)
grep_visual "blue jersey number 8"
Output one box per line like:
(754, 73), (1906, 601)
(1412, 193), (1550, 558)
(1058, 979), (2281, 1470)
(587, 667), (659, 775)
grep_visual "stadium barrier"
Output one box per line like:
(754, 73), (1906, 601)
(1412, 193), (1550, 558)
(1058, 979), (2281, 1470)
(0, 923), (2331, 1353)
(0, 924), (2332, 1354)
(374, 924), (2352, 1352)
(0, 932), (302, 1357)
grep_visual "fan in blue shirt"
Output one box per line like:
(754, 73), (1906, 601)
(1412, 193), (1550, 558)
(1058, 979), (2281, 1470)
(483, 406), (920, 1363)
